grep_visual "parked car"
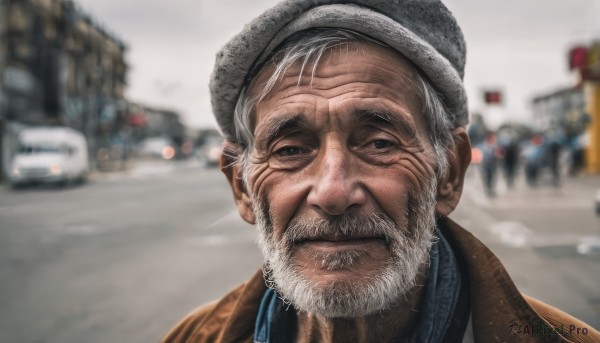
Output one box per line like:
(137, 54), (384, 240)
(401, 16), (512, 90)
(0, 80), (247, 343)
(9, 127), (89, 187)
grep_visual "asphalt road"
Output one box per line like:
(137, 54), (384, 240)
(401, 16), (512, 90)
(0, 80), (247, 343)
(0, 160), (598, 342)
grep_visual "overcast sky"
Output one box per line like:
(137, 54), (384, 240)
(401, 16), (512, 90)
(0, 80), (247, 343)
(76, 0), (600, 130)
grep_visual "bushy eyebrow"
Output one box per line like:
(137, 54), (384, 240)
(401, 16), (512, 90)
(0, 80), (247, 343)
(353, 109), (416, 137)
(258, 114), (307, 148)
(256, 109), (417, 148)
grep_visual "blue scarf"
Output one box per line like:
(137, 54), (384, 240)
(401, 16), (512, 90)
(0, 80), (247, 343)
(253, 230), (469, 343)
(409, 229), (470, 343)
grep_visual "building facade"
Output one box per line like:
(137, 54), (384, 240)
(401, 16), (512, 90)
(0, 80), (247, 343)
(0, 0), (127, 178)
(531, 39), (600, 175)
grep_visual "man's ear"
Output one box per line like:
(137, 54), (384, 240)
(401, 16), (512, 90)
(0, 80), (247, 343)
(436, 128), (472, 216)
(221, 144), (256, 224)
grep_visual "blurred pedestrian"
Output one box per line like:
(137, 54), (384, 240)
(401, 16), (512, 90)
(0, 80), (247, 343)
(480, 132), (500, 196)
(467, 113), (488, 146)
(546, 128), (564, 187)
(498, 130), (520, 189)
(502, 140), (519, 188)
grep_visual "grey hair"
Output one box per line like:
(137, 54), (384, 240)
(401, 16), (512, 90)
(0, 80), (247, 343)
(232, 28), (455, 183)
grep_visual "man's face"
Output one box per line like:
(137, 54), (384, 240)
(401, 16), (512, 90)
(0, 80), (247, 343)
(244, 42), (442, 317)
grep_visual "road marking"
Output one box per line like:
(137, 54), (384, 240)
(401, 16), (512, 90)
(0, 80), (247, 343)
(488, 221), (532, 248)
(207, 210), (242, 228)
(188, 235), (229, 246)
(186, 232), (255, 246)
(487, 221), (600, 256)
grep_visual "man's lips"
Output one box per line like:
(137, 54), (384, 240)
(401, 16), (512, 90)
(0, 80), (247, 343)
(294, 235), (388, 250)
(295, 239), (387, 255)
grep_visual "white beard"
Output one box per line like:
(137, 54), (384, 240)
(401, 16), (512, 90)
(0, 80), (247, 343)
(254, 178), (438, 318)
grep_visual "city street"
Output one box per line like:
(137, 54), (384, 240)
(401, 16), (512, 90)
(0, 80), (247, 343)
(0, 161), (599, 342)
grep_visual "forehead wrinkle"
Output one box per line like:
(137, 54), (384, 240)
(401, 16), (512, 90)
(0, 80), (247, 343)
(267, 51), (417, 92)
(250, 39), (421, 108)
(275, 64), (416, 95)
(257, 52), (420, 110)
(267, 78), (420, 125)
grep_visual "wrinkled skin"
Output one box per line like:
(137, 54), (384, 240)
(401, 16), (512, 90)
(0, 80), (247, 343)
(222, 42), (471, 342)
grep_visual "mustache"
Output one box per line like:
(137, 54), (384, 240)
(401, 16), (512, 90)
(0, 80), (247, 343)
(282, 212), (398, 246)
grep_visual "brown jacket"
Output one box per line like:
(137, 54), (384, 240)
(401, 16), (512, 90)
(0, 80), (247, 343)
(162, 217), (600, 343)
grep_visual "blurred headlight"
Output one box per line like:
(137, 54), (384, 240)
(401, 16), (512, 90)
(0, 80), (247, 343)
(162, 146), (175, 160)
(50, 164), (62, 175)
(12, 166), (20, 176)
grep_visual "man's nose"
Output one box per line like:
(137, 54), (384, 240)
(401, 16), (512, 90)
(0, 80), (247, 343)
(307, 147), (366, 216)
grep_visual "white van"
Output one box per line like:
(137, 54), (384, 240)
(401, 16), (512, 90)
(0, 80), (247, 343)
(9, 127), (89, 187)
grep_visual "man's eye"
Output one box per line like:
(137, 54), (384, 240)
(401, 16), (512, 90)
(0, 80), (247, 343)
(372, 140), (394, 149)
(275, 146), (304, 156)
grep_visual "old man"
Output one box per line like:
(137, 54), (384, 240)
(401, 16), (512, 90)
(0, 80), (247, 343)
(163, 1), (599, 342)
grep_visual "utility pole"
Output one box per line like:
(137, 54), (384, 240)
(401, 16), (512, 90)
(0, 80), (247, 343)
(568, 42), (600, 174)
(582, 41), (600, 174)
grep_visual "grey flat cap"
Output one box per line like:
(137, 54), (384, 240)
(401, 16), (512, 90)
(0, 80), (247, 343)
(210, 0), (468, 140)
